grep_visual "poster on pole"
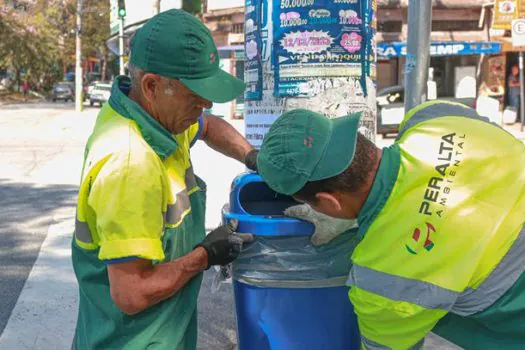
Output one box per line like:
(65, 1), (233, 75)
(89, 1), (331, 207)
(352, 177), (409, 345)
(272, 0), (374, 97)
(244, 0), (263, 100)
(245, 0), (284, 147)
(244, 89), (284, 148)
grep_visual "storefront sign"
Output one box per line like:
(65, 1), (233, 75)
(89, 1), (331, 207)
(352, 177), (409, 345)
(492, 0), (525, 30)
(377, 42), (502, 58)
(272, 0), (376, 97)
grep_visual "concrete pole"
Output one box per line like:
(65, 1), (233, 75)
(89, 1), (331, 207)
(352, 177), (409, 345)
(404, 0), (432, 112)
(75, 0), (83, 112)
(244, 0), (377, 148)
(119, 17), (125, 75)
(519, 51), (525, 132)
(152, 0), (161, 16)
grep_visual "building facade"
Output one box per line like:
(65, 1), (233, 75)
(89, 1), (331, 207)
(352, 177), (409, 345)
(202, 1), (245, 119)
(202, 0), (511, 113)
(376, 0), (501, 102)
(109, 1), (514, 119)
(484, 0), (525, 114)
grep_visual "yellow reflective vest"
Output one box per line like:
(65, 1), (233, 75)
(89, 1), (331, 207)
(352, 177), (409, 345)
(348, 100), (525, 349)
(72, 76), (206, 349)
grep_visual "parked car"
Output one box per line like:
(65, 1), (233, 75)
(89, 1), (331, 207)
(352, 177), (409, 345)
(377, 85), (476, 137)
(85, 80), (101, 100)
(51, 82), (75, 102)
(89, 82), (111, 107)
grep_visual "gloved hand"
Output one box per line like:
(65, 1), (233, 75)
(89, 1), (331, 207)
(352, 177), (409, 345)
(284, 204), (357, 246)
(196, 220), (253, 269)
(244, 149), (259, 172)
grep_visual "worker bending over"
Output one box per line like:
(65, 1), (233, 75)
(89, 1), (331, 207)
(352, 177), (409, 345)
(256, 101), (525, 349)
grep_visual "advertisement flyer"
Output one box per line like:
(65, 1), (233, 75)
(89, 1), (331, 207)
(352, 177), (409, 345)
(244, 93), (283, 148)
(272, 0), (375, 97)
(245, 68), (285, 148)
(244, 0), (263, 100)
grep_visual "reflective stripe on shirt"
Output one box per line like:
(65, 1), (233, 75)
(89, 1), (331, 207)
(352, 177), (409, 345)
(165, 190), (191, 226)
(75, 217), (93, 244)
(348, 224), (525, 316)
(361, 335), (424, 350)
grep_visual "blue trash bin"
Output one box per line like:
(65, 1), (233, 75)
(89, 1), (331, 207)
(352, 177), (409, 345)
(223, 173), (361, 350)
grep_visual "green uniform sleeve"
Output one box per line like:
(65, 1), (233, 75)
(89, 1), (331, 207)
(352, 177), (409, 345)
(87, 147), (166, 262)
(350, 287), (448, 349)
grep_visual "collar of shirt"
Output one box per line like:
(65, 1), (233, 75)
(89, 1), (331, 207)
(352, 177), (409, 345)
(357, 144), (401, 238)
(108, 75), (178, 159)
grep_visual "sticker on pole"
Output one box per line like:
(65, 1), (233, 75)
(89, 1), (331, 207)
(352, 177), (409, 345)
(245, 0), (264, 100)
(512, 19), (525, 48)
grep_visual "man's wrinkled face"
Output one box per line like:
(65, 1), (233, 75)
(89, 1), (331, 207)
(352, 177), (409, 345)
(159, 78), (213, 134)
(152, 77), (212, 134)
(512, 65), (519, 76)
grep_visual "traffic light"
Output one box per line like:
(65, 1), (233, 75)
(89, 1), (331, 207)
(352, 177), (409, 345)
(118, 0), (126, 18)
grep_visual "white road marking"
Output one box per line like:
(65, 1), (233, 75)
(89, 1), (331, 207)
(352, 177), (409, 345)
(0, 217), (77, 350)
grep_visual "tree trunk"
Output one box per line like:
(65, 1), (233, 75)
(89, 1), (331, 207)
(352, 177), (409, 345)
(15, 67), (21, 93)
(152, 0), (161, 15)
(101, 45), (108, 81)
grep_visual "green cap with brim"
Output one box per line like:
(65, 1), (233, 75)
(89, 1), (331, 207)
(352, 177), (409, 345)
(129, 9), (245, 103)
(257, 109), (362, 196)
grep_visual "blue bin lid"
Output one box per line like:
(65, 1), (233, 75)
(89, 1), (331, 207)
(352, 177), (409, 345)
(224, 173), (314, 237)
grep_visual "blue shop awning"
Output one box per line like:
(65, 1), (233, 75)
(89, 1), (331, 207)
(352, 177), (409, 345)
(377, 41), (502, 58)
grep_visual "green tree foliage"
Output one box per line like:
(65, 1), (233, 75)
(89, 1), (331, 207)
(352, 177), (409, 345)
(0, 3), (63, 90)
(0, 0), (110, 90)
(80, 0), (110, 80)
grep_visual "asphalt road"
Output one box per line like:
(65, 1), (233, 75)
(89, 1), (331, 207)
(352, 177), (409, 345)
(0, 101), (458, 349)
(0, 102), (89, 335)
(0, 101), (243, 349)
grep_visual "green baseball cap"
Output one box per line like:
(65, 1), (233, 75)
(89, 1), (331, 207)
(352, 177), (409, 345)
(129, 9), (245, 103)
(257, 109), (362, 196)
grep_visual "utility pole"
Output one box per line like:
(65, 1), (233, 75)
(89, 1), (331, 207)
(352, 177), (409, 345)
(118, 0), (126, 75)
(75, 0), (83, 112)
(119, 19), (125, 75)
(404, 0), (432, 112)
(152, 0), (161, 15)
(244, 0), (378, 150)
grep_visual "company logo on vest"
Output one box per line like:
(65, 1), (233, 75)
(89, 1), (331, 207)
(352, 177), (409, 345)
(407, 131), (467, 254)
(419, 132), (466, 219)
(405, 222), (437, 255)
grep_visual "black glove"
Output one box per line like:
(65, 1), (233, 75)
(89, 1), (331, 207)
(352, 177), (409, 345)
(244, 149), (259, 172)
(196, 220), (253, 269)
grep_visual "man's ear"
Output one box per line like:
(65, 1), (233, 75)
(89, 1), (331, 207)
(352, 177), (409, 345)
(141, 73), (160, 104)
(315, 192), (342, 212)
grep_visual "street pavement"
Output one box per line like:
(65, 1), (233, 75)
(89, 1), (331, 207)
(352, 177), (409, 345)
(0, 101), (468, 349)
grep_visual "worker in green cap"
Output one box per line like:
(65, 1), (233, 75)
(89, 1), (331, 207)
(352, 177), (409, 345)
(257, 102), (525, 349)
(71, 9), (258, 350)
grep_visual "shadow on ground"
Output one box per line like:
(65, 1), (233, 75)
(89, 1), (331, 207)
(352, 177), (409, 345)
(0, 179), (78, 334)
(197, 270), (237, 350)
